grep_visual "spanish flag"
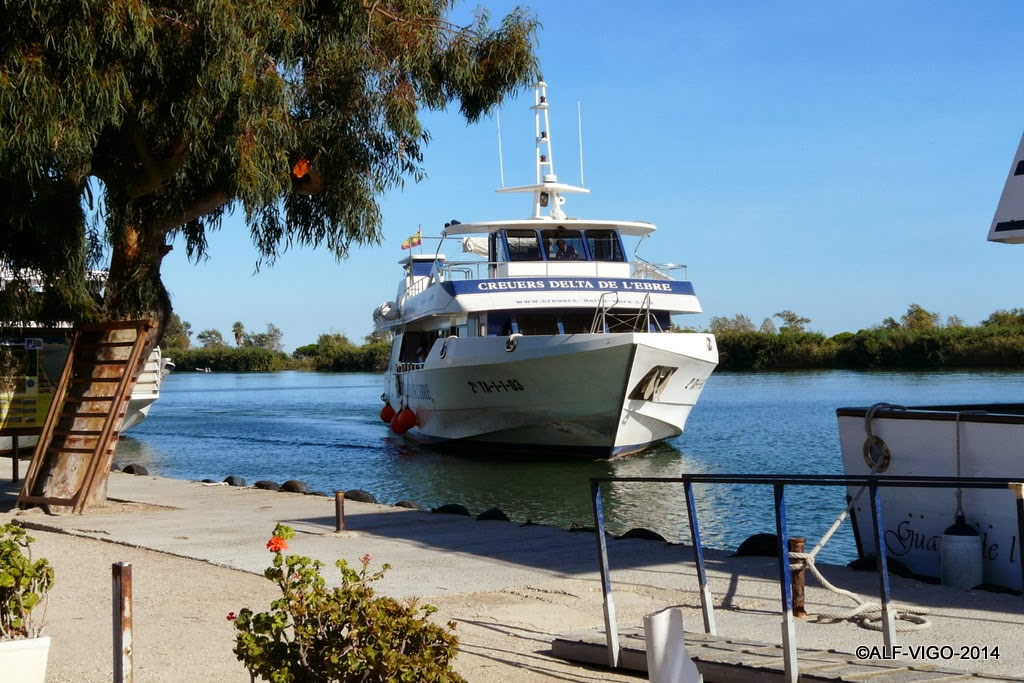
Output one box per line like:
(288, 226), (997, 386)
(401, 227), (422, 250)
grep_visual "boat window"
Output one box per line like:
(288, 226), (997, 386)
(486, 312), (514, 336)
(585, 230), (625, 262)
(515, 313), (558, 335)
(541, 229), (586, 261)
(505, 230), (543, 261)
(561, 313), (595, 334)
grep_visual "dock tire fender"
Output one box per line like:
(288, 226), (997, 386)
(505, 333), (522, 352)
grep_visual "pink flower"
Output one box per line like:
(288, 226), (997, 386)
(360, 553), (372, 566)
(226, 612), (236, 622)
(266, 536), (289, 552)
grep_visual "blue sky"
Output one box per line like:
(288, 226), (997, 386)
(158, 1), (1024, 350)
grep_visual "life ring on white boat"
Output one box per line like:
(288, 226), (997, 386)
(862, 436), (891, 472)
(505, 333), (522, 352)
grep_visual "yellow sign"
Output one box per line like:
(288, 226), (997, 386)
(0, 341), (67, 430)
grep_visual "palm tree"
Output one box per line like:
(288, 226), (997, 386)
(232, 321), (245, 347)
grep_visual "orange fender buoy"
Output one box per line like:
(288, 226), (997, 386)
(380, 403), (396, 423)
(391, 407), (417, 434)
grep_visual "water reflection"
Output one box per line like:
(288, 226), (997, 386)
(117, 369), (1024, 566)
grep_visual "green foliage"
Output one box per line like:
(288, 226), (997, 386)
(196, 329), (226, 347)
(980, 308), (1024, 328)
(900, 303), (940, 331)
(0, 1), (539, 325)
(232, 524), (466, 683)
(773, 309), (811, 333)
(709, 314), (755, 334)
(172, 346), (289, 372)
(159, 313), (192, 350)
(0, 523), (54, 640)
(304, 333), (390, 372)
(245, 323), (285, 352)
(715, 325), (1024, 371)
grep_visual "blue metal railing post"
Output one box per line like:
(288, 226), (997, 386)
(684, 481), (717, 634)
(869, 483), (896, 648)
(591, 480), (620, 667)
(773, 484), (798, 683)
(1012, 483), (1024, 595)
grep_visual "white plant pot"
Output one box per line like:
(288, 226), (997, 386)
(0, 635), (51, 683)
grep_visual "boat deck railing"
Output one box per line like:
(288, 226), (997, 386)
(589, 473), (1024, 682)
(431, 259), (687, 282)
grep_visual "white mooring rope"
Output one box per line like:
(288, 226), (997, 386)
(785, 402), (930, 632)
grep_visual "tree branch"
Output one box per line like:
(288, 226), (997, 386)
(152, 191), (230, 233)
(127, 134), (188, 199)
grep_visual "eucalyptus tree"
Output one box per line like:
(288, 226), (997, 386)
(0, 1), (538, 334)
(1, 0), (537, 504)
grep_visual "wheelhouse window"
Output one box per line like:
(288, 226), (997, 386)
(505, 230), (542, 261)
(585, 230), (625, 262)
(540, 229), (586, 261)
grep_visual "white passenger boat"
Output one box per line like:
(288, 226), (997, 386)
(1, 332), (172, 450)
(838, 131), (1024, 589)
(373, 82), (718, 458)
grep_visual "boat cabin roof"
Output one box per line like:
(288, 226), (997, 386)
(398, 253), (447, 265)
(442, 218), (656, 237)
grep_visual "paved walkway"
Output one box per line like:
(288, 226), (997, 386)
(7, 470), (1024, 680)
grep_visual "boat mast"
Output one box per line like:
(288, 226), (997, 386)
(495, 80), (589, 219)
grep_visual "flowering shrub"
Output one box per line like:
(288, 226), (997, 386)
(0, 523), (54, 640)
(231, 524), (466, 682)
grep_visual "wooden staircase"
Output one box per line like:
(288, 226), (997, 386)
(18, 321), (153, 513)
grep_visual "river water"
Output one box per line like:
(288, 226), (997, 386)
(117, 369), (1024, 565)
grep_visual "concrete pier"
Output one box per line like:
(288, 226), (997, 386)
(3, 467), (1023, 681)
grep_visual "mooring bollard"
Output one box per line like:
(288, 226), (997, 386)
(112, 562), (133, 683)
(789, 537), (807, 618)
(335, 491), (345, 532)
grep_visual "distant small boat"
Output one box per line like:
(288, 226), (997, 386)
(373, 81), (718, 458)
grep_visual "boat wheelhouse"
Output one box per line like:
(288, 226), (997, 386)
(374, 82), (718, 457)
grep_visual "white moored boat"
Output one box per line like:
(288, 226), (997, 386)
(1, 333), (173, 451)
(374, 82), (718, 458)
(838, 130), (1024, 589)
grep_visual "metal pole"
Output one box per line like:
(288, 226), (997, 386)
(847, 494), (865, 558)
(591, 481), (620, 668)
(869, 484), (896, 648)
(683, 481), (716, 634)
(789, 537), (807, 618)
(11, 435), (18, 482)
(112, 562), (133, 683)
(774, 484), (797, 683)
(1011, 483), (1024, 595)
(335, 491), (345, 532)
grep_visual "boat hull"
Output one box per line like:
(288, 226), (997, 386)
(838, 404), (1024, 590)
(386, 332), (717, 458)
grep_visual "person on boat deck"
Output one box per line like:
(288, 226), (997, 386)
(554, 239), (578, 260)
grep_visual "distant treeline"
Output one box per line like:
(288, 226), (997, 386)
(163, 306), (1024, 374)
(168, 333), (390, 373)
(711, 306), (1024, 371)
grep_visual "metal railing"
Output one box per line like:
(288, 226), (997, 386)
(417, 259), (688, 282)
(590, 473), (1024, 682)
